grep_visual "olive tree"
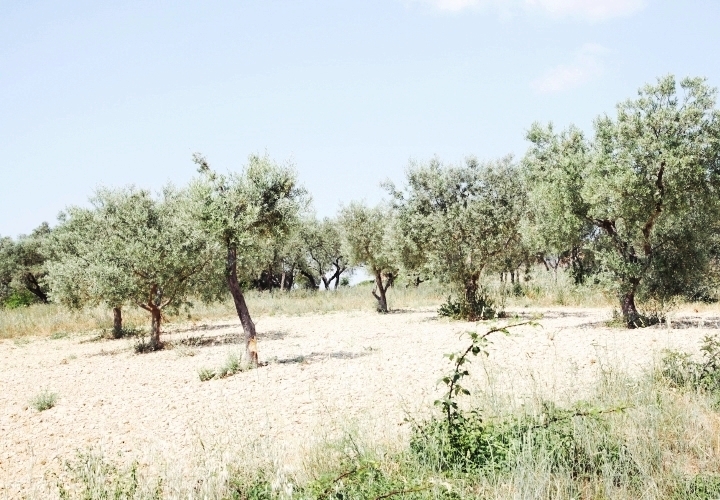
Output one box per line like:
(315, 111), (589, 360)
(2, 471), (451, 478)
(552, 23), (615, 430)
(46, 186), (220, 346)
(524, 75), (720, 326)
(338, 202), (397, 312)
(296, 217), (349, 290)
(190, 153), (306, 365)
(521, 124), (596, 283)
(0, 223), (51, 306)
(387, 156), (525, 319)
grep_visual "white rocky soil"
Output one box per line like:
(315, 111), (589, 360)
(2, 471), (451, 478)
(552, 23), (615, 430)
(1, 306), (717, 497)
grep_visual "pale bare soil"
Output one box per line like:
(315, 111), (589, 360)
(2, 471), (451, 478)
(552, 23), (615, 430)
(1, 305), (719, 497)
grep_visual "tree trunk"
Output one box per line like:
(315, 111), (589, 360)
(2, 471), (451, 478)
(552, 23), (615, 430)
(150, 305), (162, 348)
(299, 270), (318, 290)
(465, 276), (478, 304)
(372, 271), (388, 313)
(139, 285), (163, 349)
(227, 246), (258, 366)
(112, 307), (123, 336)
(621, 287), (641, 328)
(25, 273), (49, 303)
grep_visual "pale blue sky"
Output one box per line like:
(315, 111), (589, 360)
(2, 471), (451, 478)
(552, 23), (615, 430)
(2, 0), (719, 237)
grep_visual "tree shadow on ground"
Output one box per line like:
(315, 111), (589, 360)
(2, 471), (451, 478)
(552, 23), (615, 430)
(667, 317), (720, 330)
(170, 322), (237, 334)
(534, 310), (593, 319)
(270, 350), (372, 366)
(171, 329), (291, 348)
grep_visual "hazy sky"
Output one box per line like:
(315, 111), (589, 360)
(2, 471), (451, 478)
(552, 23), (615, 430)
(2, 0), (719, 237)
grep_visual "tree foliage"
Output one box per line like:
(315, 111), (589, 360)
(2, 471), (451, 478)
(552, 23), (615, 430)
(388, 156), (525, 319)
(295, 216), (348, 290)
(0, 223), (51, 307)
(46, 186), (220, 346)
(525, 75), (720, 325)
(339, 202), (397, 312)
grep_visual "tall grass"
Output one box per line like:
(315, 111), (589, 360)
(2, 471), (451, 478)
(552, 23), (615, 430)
(0, 283), (447, 340)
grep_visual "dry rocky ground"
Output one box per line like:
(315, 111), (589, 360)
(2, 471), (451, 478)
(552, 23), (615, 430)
(1, 305), (719, 497)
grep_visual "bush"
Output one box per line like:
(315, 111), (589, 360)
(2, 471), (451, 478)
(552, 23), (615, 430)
(661, 335), (720, 397)
(30, 388), (58, 412)
(411, 402), (636, 481)
(438, 290), (496, 321)
(4, 290), (38, 309)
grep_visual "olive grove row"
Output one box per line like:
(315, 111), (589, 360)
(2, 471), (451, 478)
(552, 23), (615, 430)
(2, 75), (720, 361)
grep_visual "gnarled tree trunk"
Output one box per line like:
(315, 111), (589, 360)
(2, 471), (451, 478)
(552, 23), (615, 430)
(621, 280), (641, 328)
(150, 305), (162, 347)
(112, 307), (123, 337)
(24, 273), (49, 303)
(139, 285), (163, 349)
(227, 245), (258, 366)
(372, 270), (390, 313)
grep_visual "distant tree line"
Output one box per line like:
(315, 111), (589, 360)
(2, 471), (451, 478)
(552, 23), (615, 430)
(1, 75), (719, 358)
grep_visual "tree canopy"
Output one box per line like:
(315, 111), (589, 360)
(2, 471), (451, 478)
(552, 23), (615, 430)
(0, 223), (51, 307)
(524, 75), (720, 325)
(339, 202), (397, 313)
(388, 156), (525, 319)
(46, 186), (221, 346)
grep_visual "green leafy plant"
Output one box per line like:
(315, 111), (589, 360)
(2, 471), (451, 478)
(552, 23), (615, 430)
(3, 290), (38, 309)
(198, 352), (248, 382)
(661, 335), (720, 396)
(412, 321), (634, 479)
(438, 290), (496, 321)
(198, 368), (216, 382)
(671, 474), (720, 500)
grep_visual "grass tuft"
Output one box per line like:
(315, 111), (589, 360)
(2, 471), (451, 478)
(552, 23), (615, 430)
(30, 388), (58, 412)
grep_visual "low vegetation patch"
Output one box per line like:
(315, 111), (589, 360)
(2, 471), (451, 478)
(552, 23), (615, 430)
(438, 289), (497, 321)
(30, 388), (58, 412)
(198, 351), (248, 382)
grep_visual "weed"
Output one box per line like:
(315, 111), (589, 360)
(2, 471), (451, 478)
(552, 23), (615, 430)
(198, 367), (216, 382)
(671, 474), (720, 499)
(413, 321), (636, 487)
(54, 451), (162, 499)
(216, 352), (244, 378)
(662, 335), (720, 390)
(50, 331), (69, 340)
(134, 334), (163, 353)
(30, 388), (58, 412)
(438, 290), (497, 321)
(198, 352), (249, 382)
